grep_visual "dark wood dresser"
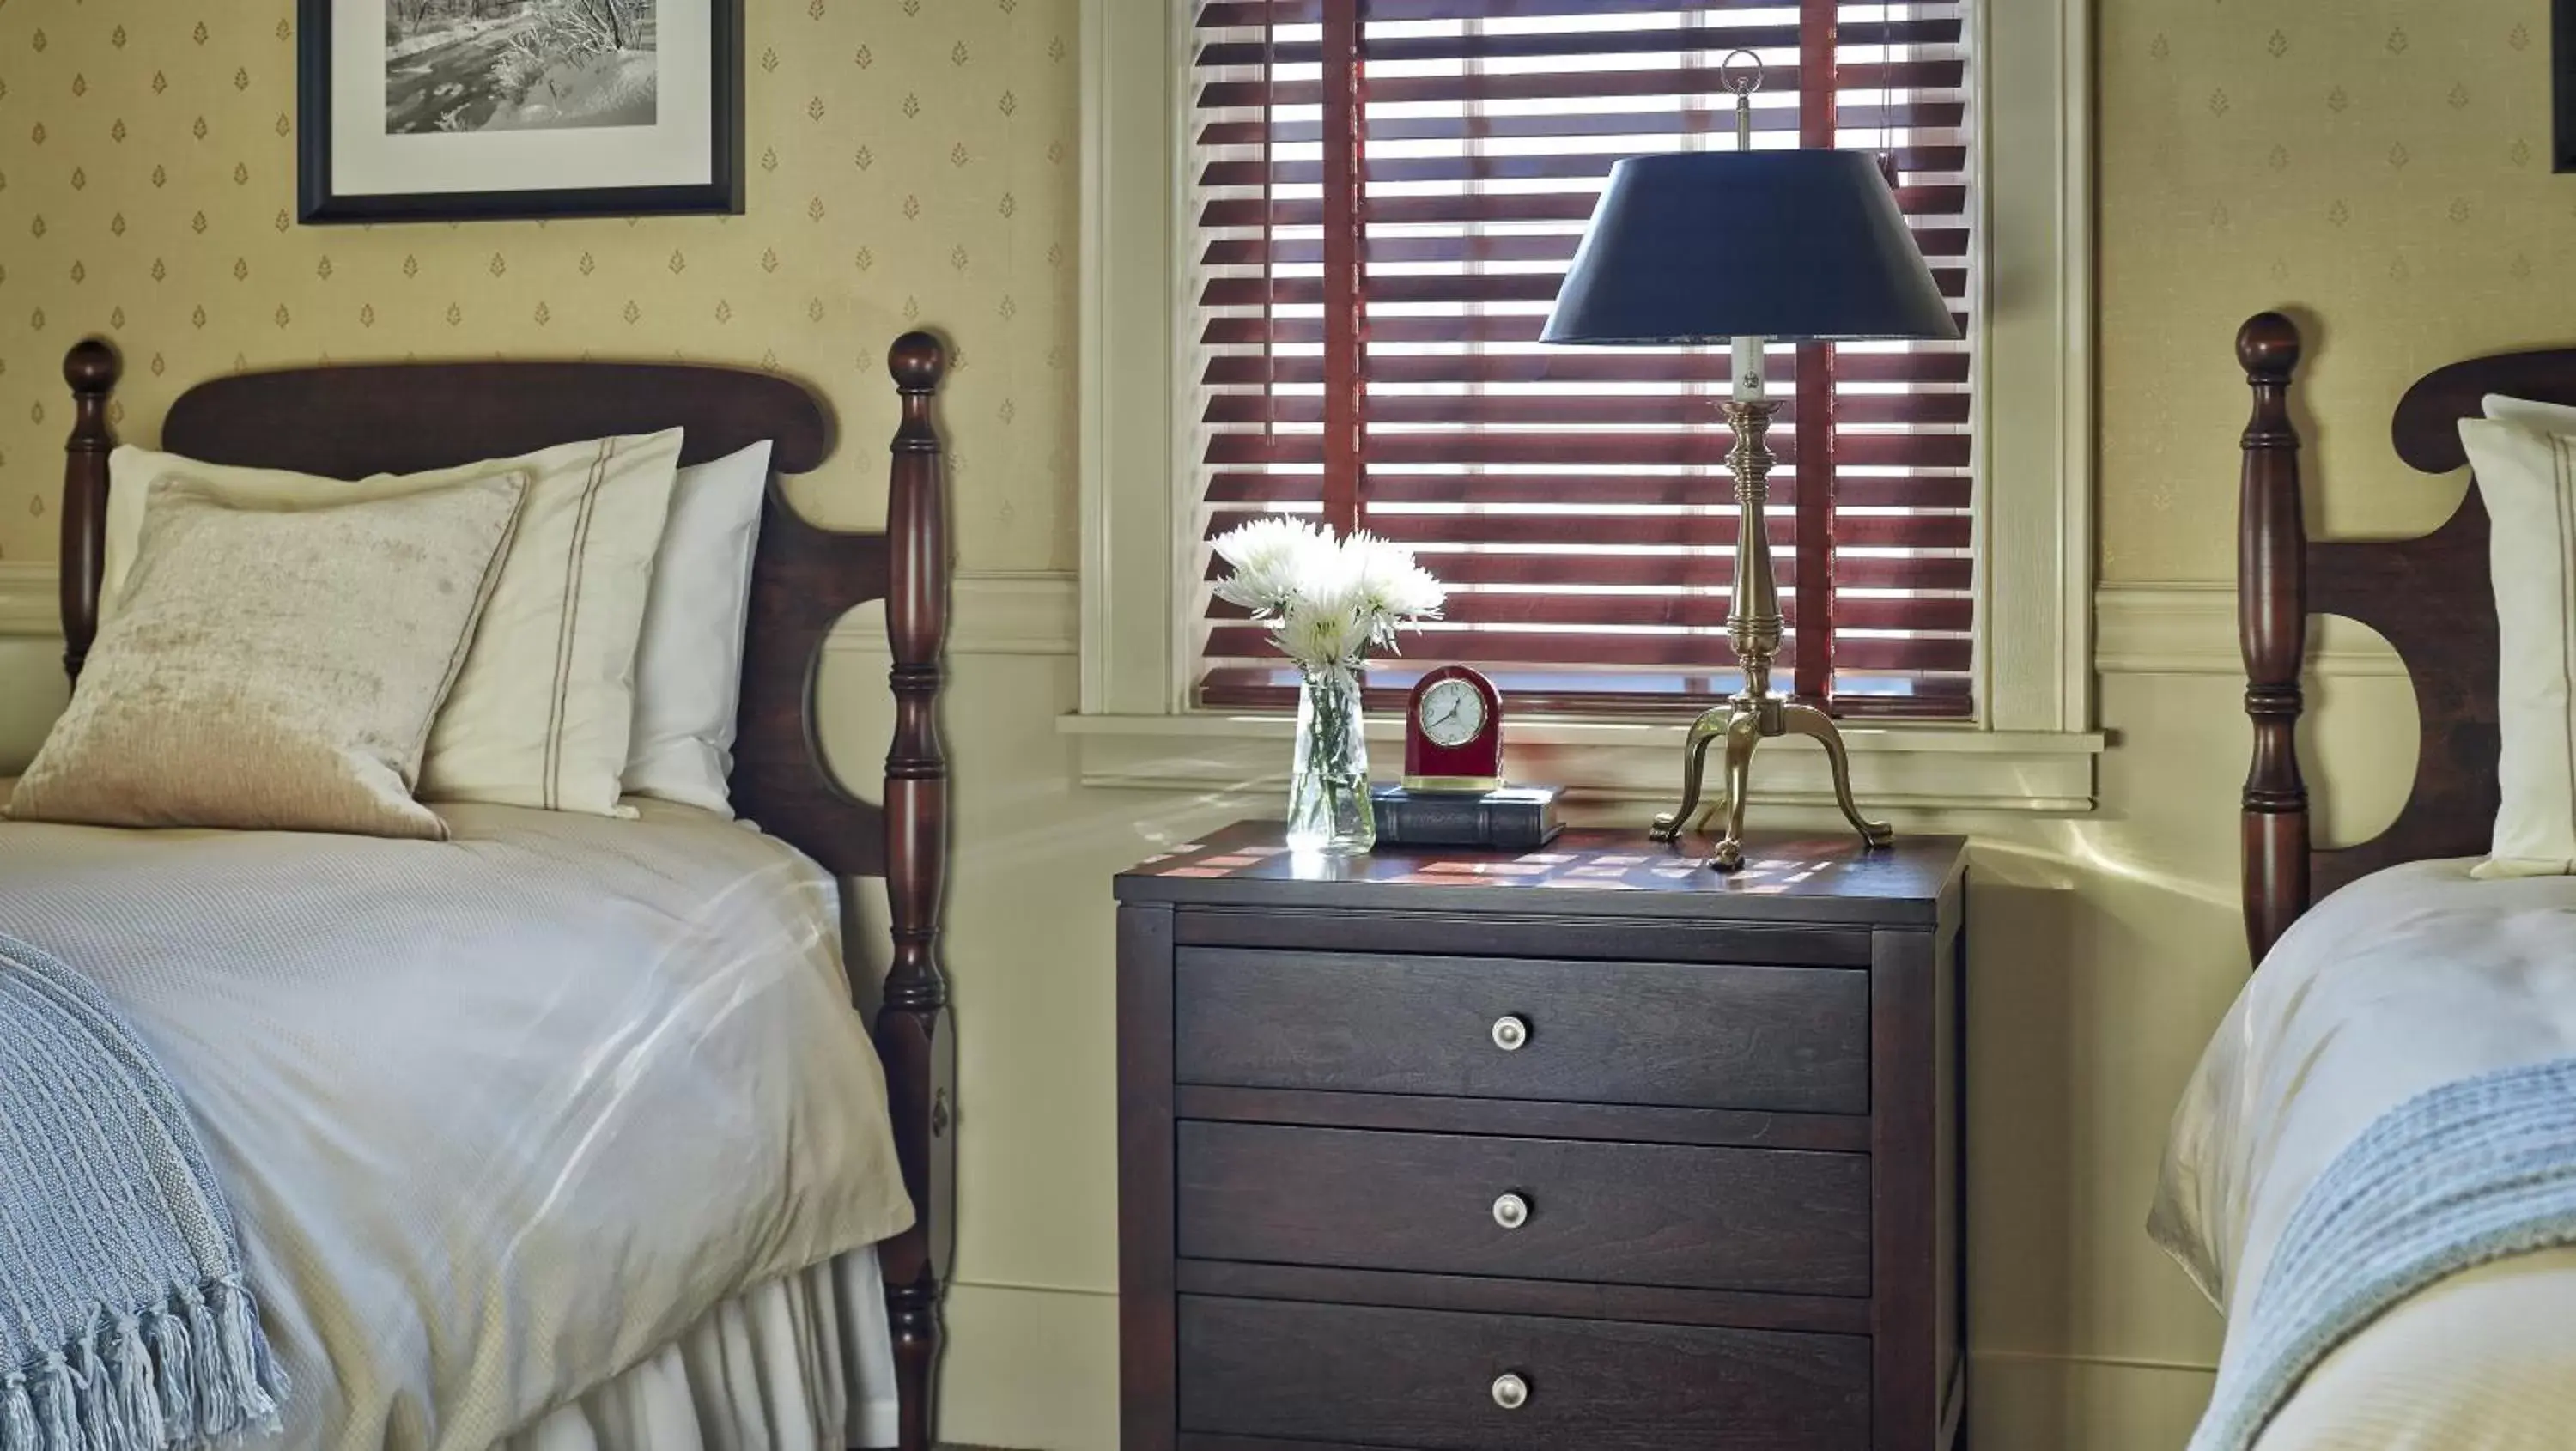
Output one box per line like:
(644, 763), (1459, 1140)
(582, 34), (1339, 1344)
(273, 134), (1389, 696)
(1115, 823), (1967, 1451)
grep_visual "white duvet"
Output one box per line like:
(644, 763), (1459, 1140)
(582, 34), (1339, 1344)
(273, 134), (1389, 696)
(2156, 859), (2576, 1449)
(0, 802), (913, 1451)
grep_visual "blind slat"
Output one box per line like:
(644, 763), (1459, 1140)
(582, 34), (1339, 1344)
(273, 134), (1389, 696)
(1199, 185), (1971, 228)
(1199, 471), (1978, 512)
(1202, 311), (1969, 347)
(1207, 112), (1965, 148)
(1222, 430), (1972, 469)
(1205, 431), (1966, 468)
(1200, 507), (1968, 551)
(1203, 627), (1967, 674)
(1218, 551), (1972, 592)
(1212, 470), (1971, 511)
(1213, 592), (1971, 633)
(1198, 0), (1929, 24)
(1206, 392), (1971, 428)
(1200, 36), (1961, 72)
(1202, 349), (1971, 386)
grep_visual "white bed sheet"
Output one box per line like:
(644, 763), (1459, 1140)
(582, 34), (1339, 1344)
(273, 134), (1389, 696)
(2154, 859), (2576, 1448)
(0, 800), (914, 1451)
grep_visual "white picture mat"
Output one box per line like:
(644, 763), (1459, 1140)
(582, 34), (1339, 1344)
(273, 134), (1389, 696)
(331, 0), (714, 197)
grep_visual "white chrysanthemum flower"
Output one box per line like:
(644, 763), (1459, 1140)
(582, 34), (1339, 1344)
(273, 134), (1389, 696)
(1213, 516), (1447, 671)
(1277, 594), (1367, 671)
(1341, 531), (1445, 647)
(1212, 515), (1332, 616)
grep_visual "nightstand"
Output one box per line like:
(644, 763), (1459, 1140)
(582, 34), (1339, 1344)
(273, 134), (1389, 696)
(1115, 823), (1966, 1451)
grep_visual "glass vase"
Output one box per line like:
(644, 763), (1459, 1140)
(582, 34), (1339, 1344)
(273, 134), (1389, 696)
(1286, 663), (1376, 853)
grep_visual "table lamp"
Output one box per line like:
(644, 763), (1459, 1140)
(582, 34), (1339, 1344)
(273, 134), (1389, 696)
(1540, 62), (1960, 871)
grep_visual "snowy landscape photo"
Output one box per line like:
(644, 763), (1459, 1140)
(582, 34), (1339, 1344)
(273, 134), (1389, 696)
(385, 0), (659, 135)
(306, 0), (736, 221)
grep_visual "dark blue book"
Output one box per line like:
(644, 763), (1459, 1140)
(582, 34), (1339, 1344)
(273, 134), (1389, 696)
(1370, 784), (1564, 850)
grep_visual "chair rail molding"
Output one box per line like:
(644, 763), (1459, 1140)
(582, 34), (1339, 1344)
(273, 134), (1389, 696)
(825, 571), (1079, 660)
(2093, 581), (2405, 677)
(0, 562), (55, 639)
(0, 562), (1080, 658)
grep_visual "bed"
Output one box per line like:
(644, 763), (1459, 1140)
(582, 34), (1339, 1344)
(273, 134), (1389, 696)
(10, 337), (957, 1451)
(2151, 315), (2576, 1448)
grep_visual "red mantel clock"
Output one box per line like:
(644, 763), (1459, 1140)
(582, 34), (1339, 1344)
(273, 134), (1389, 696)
(1403, 665), (1504, 793)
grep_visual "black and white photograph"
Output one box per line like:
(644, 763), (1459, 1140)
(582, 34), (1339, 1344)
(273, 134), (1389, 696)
(301, 0), (738, 223)
(384, 0), (660, 137)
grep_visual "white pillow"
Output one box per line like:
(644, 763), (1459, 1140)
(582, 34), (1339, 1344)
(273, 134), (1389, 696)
(105, 433), (684, 817)
(2458, 414), (2576, 877)
(2483, 392), (2576, 436)
(623, 441), (771, 817)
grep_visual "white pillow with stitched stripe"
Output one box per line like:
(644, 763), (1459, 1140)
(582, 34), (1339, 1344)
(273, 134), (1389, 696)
(104, 431), (683, 817)
(2459, 412), (2576, 877)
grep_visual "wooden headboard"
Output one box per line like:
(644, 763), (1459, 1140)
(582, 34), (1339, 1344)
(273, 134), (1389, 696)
(55, 337), (959, 1451)
(2235, 311), (2521, 962)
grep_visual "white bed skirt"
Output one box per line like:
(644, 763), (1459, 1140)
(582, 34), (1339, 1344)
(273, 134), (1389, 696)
(498, 1251), (900, 1451)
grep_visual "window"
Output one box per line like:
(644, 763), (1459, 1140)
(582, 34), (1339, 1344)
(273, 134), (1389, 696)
(1182, 1), (1975, 717)
(1072, 0), (2093, 811)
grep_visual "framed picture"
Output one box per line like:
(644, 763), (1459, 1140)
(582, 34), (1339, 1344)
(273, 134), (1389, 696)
(298, 0), (743, 223)
(2560, 0), (2576, 172)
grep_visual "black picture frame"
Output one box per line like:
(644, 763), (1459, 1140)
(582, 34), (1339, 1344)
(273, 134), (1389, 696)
(2558, 0), (2576, 172)
(297, 0), (744, 224)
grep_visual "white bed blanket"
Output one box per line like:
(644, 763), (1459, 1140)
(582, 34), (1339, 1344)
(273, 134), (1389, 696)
(0, 802), (914, 1451)
(2156, 859), (2576, 1448)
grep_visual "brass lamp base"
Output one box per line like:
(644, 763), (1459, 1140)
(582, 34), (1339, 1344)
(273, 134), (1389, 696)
(1644, 390), (1893, 872)
(1647, 693), (1893, 871)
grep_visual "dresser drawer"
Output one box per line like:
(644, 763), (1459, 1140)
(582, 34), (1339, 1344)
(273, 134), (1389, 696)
(1174, 948), (1868, 1114)
(1177, 1296), (1870, 1451)
(1177, 1121), (1870, 1296)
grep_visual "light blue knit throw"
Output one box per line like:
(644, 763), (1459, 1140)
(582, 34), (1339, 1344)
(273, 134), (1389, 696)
(0, 932), (287, 1451)
(2189, 1053), (2576, 1451)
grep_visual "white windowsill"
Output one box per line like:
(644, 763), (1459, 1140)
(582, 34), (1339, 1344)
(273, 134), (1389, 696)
(1060, 711), (2104, 813)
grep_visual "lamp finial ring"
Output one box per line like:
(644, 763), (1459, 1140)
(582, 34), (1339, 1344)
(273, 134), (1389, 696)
(1720, 49), (1765, 97)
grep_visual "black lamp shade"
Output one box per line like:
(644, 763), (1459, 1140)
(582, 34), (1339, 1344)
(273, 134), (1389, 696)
(1541, 150), (1960, 345)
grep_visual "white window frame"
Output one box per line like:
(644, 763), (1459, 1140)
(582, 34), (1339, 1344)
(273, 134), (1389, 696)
(1065, 0), (2101, 813)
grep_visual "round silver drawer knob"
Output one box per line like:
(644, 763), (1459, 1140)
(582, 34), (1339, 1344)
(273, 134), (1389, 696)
(1491, 1015), (1529, 1052)
(1492, 1193), (1529, 1229)
(1491, 1373), (1529, 1411)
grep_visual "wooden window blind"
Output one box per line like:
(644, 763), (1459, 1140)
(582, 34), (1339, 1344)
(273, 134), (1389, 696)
(1186, 0), (1975, 717)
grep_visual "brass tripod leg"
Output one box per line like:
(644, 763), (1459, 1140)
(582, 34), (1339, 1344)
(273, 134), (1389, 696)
(1783, 701), (1894, 848)
(1707, 713), (1764, 871)
(1648, 707), (1732, 843)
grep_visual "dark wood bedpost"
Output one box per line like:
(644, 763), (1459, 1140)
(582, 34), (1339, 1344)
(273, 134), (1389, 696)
(60, 338), (120, 683)
(878, 331), (953, 1451)
(2237, 313), (2310, 964)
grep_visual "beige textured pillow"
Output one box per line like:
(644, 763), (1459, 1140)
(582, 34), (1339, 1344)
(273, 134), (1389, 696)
(8, 473), (528, 839)
(104, 431), (685, 816)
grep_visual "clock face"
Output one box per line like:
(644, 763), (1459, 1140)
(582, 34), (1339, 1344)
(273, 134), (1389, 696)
(1418, 677), (1489, 748)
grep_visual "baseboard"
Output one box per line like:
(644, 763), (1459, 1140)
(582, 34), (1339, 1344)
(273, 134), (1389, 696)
(937, 1281), (1117, 1451)
(1967, 1348), (2215, 1451)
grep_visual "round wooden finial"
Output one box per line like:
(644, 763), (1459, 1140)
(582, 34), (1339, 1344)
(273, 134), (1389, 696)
(889, 331), (947, 393)
(64, 337), (121, 394)
(2237, 312), (2301, 379)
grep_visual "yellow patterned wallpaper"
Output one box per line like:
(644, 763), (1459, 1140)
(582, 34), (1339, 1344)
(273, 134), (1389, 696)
(2101, 0), (2571, 580)
(0, 0), (1078, 571)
